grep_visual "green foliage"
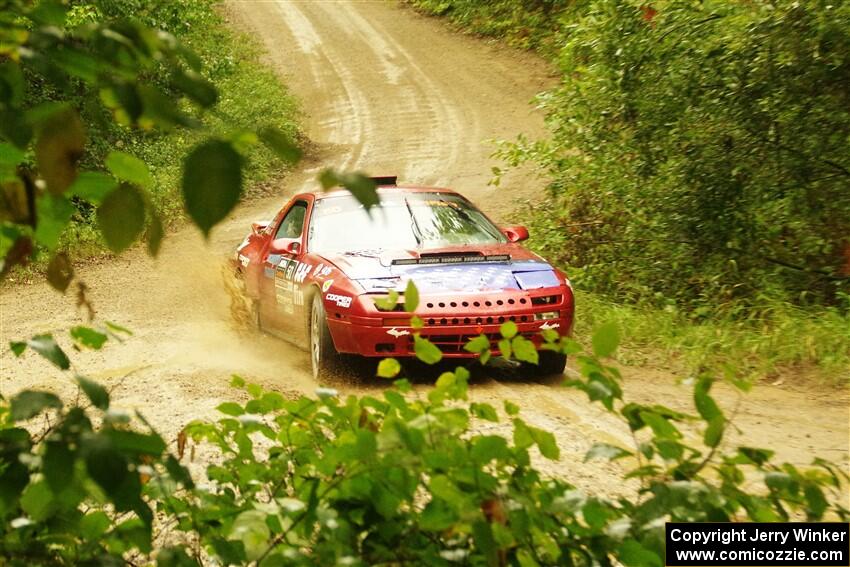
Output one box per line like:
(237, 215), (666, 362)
(495, 0), (850, 310)
(1, 325), (192, 565)
(0, 0), (301, 280)
(3, 318), (847, 564)
(403, 0), (571, 55)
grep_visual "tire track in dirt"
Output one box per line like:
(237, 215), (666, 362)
(1, 0), (847, 499)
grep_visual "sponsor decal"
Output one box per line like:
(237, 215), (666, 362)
(539, 321), (560, 330)
(294, 262), (312, 283)
(387, 328), (410, 338)
(275, 272), (295, 314)
(312, 263), (333, 277)
(322, 279), (333, 292)
(326, 293), (352, 308)
(238, 254), (250, 267)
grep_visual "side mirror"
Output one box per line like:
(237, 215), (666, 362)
(269, 238), (301, 255)
(502, 225), (529, 243)
(251, 220), (271, 235)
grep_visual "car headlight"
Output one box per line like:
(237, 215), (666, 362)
(356, 277), (402, 293)
(534, 311), (560, 321)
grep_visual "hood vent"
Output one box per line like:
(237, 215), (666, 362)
(391, 253), (510, 266)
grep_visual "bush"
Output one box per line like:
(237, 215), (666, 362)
(411, 0), (850, 309)
(3, 320), (846, 565)
(497, 1), (850, 310)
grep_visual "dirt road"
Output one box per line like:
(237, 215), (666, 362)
(1, 0), (847, 499)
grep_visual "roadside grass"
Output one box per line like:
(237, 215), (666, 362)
(401, 0), (568, 56)
(573, 290), (850, 384)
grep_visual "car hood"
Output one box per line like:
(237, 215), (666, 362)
(318, 245), (560, 293)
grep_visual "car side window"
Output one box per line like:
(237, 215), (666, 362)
(275, 202), (307, 239)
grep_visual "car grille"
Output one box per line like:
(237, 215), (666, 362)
(411, 331), (537, 354)
(425, 314), (533, 326)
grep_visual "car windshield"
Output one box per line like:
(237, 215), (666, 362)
(308, 192), (506, 254)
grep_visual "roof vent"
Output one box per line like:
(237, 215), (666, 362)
(369, 175), (398, 186)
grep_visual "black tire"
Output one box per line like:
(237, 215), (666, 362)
(525, 350), (567, 378)
(309, 292), (341, 380)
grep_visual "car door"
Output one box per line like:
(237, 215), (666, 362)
(259, 200), (309, 338)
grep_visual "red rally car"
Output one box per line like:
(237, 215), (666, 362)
(231, 177), (574, 379)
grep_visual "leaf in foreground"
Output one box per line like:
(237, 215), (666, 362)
(182, 139), (243, 237)
(97, 184), (146, 253)
(11, 390), (63, 420)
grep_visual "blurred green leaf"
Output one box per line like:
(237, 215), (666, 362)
(139, 85), (194, 129)
(44, 440), (74, 493)
(46, 252), (73, 292)
(258, 126), (301, 164)
(0, 142), (25, 166)
(703, 415), (724, 448)
(172, 68), (218, 108)
(20, 334), (70, 369)
(97, 184), (146, 253)
(592, 322), (620, 358)
(28, 0), (67, 26)
(318, 169), (378, 211)
(105, 430), (166, 456)
(694, 377), (722, 422)
(106, 151), (153, 189)
(11, 390), (63, 420)
(70, 326), (108, 350)
(618, 539), (662, 567)
(217, 402), (244, 416)
(512, 335), (538, 364)
(146, 211), (164, 257)
(68, 171), (118, 204)
(79, 511), (111, 540)
(464, 334), (490, 354)
(34, 194), (75, 250)
(34, 107), (84, 194)
(230, 510), (270, 561)
(500, 320), (517, 338)
(20, 480), (54, 521)
(498, 338), (512, 359)
(413, 335), (442, 364)
(585, 443), (631, 462)
(77, 376), (109, 410)
(470, 402), (499, 422)
(0, 61), (25, 108)
(531, 426), (559, 459)
(582, 498), (608, 530)
(404, 279), (419, 312)
(182, 139), (242, 237)
(377, 358), (401, 379)
(374, 290), (399, 311)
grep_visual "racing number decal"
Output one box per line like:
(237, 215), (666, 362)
(275, 259), (330, 314)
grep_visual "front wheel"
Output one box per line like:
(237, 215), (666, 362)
(310, 293), (340, 380)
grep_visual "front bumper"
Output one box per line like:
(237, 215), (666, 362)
(326, 286), (574, 358)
